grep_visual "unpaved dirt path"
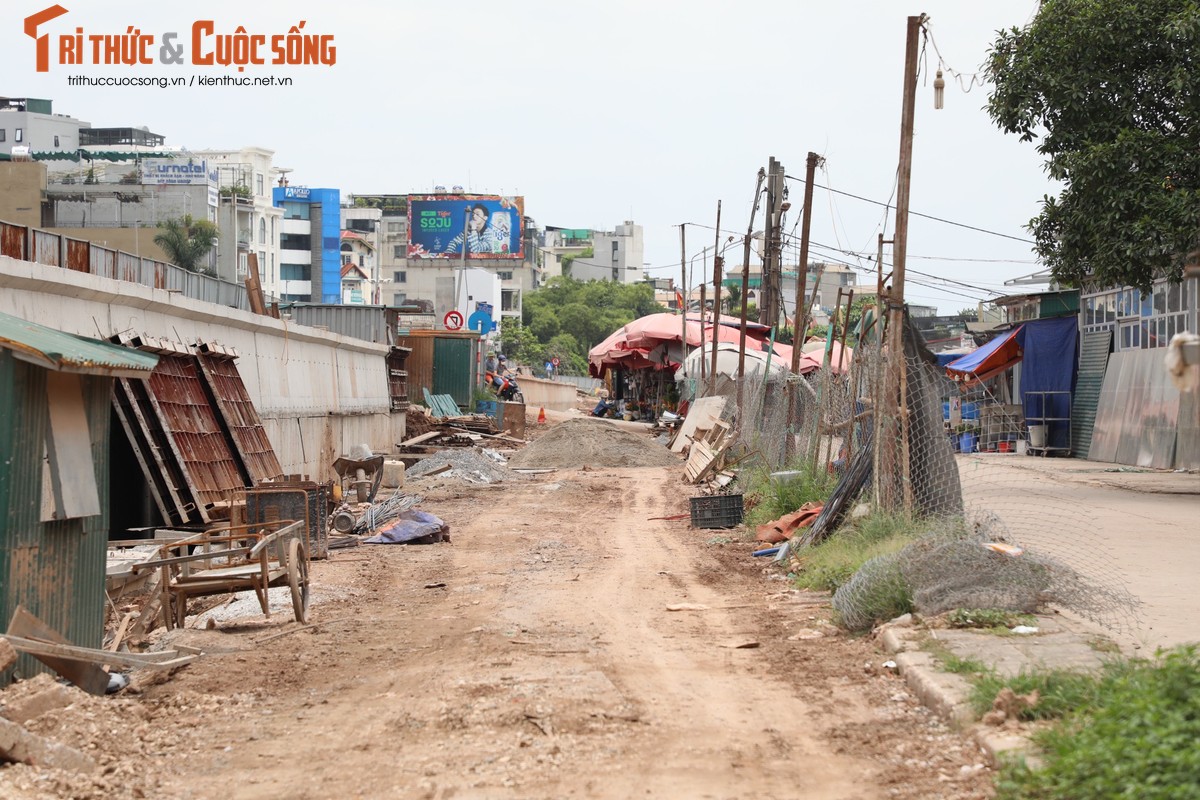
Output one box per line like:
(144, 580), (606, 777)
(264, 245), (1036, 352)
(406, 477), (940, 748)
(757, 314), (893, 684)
(156, 466), (992, 799)
(2, 465), (994, 799)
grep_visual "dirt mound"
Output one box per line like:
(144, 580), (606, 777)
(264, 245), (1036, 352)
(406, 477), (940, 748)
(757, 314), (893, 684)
(507, 418), (679, 469)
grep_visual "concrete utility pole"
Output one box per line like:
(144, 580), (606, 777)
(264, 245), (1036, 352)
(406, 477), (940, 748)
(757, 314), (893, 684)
(737, 169), (767, 418)
(679, 223), (688, 381)
(759, 157), (786, 329)
(709, 200), (722, 395)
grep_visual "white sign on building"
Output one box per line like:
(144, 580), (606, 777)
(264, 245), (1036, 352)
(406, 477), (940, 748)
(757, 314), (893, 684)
(141, 158), (218, 187)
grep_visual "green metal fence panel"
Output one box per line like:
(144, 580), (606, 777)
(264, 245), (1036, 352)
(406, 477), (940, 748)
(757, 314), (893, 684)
(432, 337), (473, 410)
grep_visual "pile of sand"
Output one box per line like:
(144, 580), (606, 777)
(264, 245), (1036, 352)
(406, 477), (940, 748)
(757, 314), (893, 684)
(507, 418), (680, 469)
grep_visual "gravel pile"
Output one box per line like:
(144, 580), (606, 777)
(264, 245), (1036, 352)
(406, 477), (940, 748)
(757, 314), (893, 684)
(507, 418), (680, 469)
(406, 448), (521, 484)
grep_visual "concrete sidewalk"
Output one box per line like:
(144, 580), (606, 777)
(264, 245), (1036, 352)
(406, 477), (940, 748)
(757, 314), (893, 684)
(879, 613), (1116, 765)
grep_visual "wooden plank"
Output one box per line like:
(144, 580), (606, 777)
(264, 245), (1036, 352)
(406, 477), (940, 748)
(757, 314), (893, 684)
(43, 371), (102, 519)
(6, 606), (109, 696)
(3, 635), (199, 670)
(244, 253), (268, 316)
(398, 431), (442, 448)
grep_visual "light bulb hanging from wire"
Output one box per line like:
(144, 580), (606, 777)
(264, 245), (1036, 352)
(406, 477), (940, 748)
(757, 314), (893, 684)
(933, 69), (945, 109)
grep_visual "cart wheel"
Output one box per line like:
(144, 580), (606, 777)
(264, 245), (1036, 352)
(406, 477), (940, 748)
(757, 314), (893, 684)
(287, 538), (310, 624)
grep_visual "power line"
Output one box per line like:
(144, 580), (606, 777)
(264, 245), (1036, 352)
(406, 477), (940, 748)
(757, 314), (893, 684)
(781, 175), (1036, 245)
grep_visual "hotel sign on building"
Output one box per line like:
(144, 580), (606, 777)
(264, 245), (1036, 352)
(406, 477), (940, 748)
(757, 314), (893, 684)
(141, 158), (219, 187)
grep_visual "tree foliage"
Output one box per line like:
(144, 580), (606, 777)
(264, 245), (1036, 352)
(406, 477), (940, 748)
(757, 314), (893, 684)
(153, 214), (219, 275)
(986, 0), (1200, 290)
(509, 277), (659, 371)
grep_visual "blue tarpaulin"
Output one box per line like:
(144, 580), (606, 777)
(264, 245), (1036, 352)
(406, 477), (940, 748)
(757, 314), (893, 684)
(945, 326), (1024, 386)
(1018, 316), (1078, 449)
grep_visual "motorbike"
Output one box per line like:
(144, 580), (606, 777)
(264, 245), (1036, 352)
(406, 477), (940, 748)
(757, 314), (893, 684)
(484, 370), (523, 403)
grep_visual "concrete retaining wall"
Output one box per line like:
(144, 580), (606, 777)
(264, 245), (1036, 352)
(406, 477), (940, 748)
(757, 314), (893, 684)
(0, 255), (400, 480)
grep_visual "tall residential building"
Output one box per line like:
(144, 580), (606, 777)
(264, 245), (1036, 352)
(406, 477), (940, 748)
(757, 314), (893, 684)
(341, 205), (383, 303)
(274, 186), (341, 303)
(198, 147), (284, 292)
(546, 221), (645, 285)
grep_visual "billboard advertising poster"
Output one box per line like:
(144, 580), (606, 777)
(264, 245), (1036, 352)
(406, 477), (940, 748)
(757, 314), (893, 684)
(408, 195), (524, 260)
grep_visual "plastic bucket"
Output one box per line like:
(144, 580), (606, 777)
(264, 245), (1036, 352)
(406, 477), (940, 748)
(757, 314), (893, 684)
(998, 440), (1013, 453)
(958, 432), (977, 454)
(1028, 424), (1046, 448)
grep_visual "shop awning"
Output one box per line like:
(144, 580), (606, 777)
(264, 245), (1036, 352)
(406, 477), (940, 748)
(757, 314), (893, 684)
(945, 325), (1023, 387)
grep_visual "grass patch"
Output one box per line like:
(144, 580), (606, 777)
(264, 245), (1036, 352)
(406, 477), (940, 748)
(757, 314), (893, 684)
(995, 646), (1200, 799)
(947, 608), (1037, 632)
(942, 654), (991, 676)
(791, 508), (925, 593)
(970, 668), (1102, 722)
(741, 462), (837, 530)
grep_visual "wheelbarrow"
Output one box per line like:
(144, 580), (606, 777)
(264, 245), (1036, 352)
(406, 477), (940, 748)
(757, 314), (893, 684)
(133, 519), (310, 630)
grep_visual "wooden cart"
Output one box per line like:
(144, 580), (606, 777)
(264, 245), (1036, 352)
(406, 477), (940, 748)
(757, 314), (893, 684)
(133, 519), (310, 630)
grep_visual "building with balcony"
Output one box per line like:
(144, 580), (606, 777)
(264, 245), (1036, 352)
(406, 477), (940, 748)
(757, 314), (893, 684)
(198, 147), (284, 293)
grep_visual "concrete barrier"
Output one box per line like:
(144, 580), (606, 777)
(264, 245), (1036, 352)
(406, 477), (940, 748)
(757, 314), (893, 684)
(516, 375), (578, 412)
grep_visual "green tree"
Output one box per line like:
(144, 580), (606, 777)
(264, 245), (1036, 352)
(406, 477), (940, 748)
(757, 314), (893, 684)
(723, 284), (741, 314)
(987, 0), (1200, 290)
(153, 214), (219, 274)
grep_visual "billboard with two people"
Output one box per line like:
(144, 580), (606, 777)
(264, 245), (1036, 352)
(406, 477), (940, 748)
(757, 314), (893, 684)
(407, 195), (524, 259)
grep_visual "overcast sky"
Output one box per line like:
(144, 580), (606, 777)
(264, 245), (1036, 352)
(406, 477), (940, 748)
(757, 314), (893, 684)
(4, 0), (1051, 313)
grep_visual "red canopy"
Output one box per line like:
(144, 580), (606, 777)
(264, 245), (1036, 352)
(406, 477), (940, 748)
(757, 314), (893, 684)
(589, 313), (770, 377)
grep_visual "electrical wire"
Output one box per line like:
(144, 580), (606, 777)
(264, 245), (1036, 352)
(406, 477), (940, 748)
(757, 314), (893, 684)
(781, 176), (1036, 244)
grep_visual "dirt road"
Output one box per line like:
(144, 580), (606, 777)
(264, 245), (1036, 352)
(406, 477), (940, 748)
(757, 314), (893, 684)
(24, 465), (981, 800)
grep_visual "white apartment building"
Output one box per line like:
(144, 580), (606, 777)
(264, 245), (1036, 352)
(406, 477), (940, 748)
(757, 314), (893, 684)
(196, 147), (284, 295)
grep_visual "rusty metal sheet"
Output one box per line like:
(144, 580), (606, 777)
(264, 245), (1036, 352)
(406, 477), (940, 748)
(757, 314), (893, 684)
(153, 262), (167, 290)
(144, 352), (249, 512)
(195, 349), (284, 484)
(31, 230), (60, 267)
(64, 238), (89, 272)
(0, 222), (27, 260)
(111, 376), (195, 526)
(117, 252), (139, 283)
(89, 245), (117, 279)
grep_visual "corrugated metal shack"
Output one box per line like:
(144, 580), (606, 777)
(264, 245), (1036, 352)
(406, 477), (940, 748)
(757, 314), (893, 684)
(395, 330), (481, 412)
(0, 312), (158, 687)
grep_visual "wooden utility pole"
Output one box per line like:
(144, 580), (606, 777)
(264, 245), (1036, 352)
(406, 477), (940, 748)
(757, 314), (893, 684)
(709, 200), (723, 395)
(737, 169), (767, 417)
(790, 152), (822, 373)
(882, 13), (925, 510)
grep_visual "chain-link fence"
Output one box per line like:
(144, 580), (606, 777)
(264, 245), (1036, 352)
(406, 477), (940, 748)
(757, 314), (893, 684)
(686, 309), (1141, 635)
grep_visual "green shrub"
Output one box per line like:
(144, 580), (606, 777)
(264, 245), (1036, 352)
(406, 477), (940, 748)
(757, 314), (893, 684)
(996, 646), (1200, 799)
(742, 462), (837, 529)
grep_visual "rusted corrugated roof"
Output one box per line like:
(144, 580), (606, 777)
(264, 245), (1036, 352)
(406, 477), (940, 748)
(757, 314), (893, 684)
(0, 311), (158, 378)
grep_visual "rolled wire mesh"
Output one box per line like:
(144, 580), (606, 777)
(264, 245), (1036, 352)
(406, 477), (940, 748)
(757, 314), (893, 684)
(686, 314), (1140, 636)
